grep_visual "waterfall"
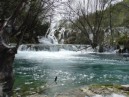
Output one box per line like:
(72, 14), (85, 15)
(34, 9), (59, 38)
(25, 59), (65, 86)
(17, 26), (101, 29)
(39, 27), (58, 44)
(18, 44), (94, 52)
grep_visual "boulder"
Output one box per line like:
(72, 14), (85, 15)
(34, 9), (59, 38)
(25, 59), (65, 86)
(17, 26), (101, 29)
(120, 85), (129, 91)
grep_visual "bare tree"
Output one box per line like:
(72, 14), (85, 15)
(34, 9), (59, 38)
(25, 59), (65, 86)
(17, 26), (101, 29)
(64, 0), (110, 48)
(0, 0), (56, 96)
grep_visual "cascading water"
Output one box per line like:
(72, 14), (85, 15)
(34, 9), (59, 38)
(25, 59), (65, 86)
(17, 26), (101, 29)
(18, 44), (96, 53)
(38, 27), (58, 45)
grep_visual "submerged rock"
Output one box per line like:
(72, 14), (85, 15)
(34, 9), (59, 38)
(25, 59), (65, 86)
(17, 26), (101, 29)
(27, 94), (48, 97)
(25, 84), (129, 97)
(54, 85), (129, 97)
(80, 87), (95, 96)
(120, 85), (129, 91)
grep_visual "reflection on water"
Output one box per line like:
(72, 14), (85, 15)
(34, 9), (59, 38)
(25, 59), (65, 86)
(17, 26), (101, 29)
(13, 51), (129, 96)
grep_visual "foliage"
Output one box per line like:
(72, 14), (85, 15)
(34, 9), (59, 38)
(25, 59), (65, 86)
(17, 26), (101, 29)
(0, 0), (54, 44)
(58, 0), (129, 47)
(102, 0), (129, 27)
(116, 35), (129, 45)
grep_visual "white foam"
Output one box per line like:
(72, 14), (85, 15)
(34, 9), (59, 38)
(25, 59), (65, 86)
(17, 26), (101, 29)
(39, 36), (58, 45)
(16, 50), (84, 60)
(93, 93), (126, 97)
(111, 93), (126, 97)
(93, 95), (102, 97)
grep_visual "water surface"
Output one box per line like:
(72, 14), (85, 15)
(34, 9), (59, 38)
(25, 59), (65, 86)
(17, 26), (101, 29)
(14, 50), (129, 96)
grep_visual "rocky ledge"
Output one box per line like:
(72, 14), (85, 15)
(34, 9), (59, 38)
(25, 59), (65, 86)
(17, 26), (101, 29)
(55, 84), (129, 97)
(21, 84), (129, 97)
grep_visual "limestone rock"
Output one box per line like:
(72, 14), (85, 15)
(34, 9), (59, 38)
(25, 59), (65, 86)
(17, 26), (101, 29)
(120, 85), (129, 91)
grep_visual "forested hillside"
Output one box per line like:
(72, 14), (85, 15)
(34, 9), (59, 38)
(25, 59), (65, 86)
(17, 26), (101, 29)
(103, 0), (129, 27)
(55, 0), (129, 48)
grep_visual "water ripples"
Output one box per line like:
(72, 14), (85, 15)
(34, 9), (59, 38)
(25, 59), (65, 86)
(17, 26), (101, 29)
(14, 51), (129, 96)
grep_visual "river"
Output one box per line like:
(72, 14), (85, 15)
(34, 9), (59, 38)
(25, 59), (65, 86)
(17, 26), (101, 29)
(13, 45), (129, 96)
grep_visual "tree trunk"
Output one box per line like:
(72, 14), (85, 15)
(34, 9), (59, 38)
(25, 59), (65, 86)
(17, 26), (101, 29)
(109, 1), (113, 45)
(92, 33), (98, 49)
(0, 39), (17, 96)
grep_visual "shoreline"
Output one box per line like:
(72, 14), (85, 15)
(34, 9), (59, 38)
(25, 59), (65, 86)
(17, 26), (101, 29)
(26, 84), (129, 97)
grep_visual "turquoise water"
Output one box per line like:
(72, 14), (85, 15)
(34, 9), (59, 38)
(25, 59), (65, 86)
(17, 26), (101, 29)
(13, 51), (129, 96)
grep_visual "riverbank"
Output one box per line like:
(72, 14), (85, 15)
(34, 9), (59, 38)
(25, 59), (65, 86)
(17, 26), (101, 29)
(26, 84), (129, 97)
